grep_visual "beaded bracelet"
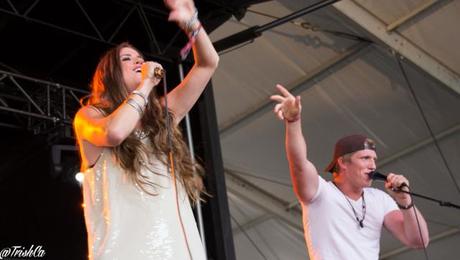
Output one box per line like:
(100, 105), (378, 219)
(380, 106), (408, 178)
(180, 10), (202, 60)
(184, 9), (199, 33)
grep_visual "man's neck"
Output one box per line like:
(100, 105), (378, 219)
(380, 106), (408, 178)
(333, 178), (363, 200)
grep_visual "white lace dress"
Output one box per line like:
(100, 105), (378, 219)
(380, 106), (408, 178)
(82, 144), (206, 260)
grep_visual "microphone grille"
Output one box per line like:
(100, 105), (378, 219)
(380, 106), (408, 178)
(370, 171), (387, 181)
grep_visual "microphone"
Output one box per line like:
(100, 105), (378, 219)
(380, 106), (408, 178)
(368, 171), (408, 188)
(368, 171), (387, 181)
(154, 67), (165, 79)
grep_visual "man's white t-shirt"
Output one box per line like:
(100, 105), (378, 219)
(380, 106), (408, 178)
(302, 176), (398, 260)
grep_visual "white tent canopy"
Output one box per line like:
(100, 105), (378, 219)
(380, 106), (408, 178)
(209, 0), (460, 259)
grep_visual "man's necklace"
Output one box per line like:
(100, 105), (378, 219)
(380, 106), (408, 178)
(333, 182), (366, 228)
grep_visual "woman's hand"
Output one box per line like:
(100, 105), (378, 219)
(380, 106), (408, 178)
(164, 0), (198, 31)
(141, 61), (164, 87)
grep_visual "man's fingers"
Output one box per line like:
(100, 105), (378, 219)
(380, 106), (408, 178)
(273, 103), (282, 113)
(270, 95), (285, 103)
(387, 173), (409, 189)
(272, 85), (300, 122)
(277, 110), (284, 120)
(276, 84), (293, 98)
(295, 96), (301, 108)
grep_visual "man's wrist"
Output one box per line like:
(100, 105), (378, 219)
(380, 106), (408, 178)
(397, 200), (414, 210)
(285, 115), (300, 123)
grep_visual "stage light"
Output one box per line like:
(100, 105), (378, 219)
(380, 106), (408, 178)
(75, 172), (84, 183)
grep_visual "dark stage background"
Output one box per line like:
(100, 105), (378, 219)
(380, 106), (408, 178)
(0, 0), (268, 259)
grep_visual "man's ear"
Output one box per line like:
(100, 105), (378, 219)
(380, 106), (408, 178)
(337, 157), (347, 172)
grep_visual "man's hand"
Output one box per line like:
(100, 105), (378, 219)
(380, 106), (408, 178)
(385, 173), (412, 207)
(270, 84), (302, 122)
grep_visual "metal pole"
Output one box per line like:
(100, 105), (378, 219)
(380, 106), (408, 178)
(213, 0), (339, 52)
(257, 0), (339, 32)
(178, 63), (208, 257)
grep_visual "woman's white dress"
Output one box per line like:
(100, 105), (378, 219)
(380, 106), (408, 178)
(82, 144), (206, 260)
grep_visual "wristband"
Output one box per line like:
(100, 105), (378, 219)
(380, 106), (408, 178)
(397, 201), (414, 210)
(285, 115), (300, 123)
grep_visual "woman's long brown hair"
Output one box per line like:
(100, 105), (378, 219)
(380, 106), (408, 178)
(86, 42), (203, 202)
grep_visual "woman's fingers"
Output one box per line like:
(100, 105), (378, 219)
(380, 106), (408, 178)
(142, 62), (163, 79)
(165, 0), (195, 24)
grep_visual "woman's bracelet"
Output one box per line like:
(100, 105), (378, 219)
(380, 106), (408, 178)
(126, 97), (145, 117)
(131, 90), (148, 105)
(180, 9), (202, 60)
(184, 9), (199, 34)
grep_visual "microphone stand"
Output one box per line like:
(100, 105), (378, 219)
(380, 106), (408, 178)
(370, 172), (460, 210)
(395, 189), (460, 210)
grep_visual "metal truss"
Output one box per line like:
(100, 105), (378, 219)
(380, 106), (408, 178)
(333, 0), (460, 95)
(0, 69), (88, 135)
(225, 169), (303, 232)
(0, 0), (179, 133)
(0, 0), (176, 61)
(219, 41), (371, 138)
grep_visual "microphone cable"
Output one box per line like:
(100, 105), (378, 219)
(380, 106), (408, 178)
(395, 53), (460, 196)
(396, 188), (429, 260)
(370, 171), (429, 259)
(394, 49), (460, 259)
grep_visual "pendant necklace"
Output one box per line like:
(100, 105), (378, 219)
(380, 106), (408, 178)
(333, 182), (366, 228)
